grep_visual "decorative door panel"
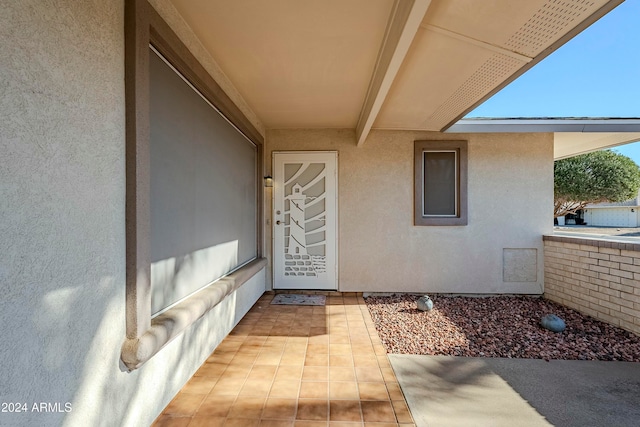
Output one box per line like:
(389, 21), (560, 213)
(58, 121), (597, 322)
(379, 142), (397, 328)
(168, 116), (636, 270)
(273, 152), (337, 290)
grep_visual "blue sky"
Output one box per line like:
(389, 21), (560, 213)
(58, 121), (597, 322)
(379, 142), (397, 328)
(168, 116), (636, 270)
(466, 0), (640, 163)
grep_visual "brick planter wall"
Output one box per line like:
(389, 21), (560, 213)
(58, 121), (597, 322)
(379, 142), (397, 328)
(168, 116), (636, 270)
(543, 234), (640, 335)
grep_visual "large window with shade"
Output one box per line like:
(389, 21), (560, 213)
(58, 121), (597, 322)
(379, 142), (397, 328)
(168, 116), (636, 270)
(414, 140), (467, 226)
(149, 47), (258, 315)
(121, 0), (266, 370)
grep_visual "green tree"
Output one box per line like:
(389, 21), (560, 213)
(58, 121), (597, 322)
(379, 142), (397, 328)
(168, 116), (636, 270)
(554, 150), (640, 218)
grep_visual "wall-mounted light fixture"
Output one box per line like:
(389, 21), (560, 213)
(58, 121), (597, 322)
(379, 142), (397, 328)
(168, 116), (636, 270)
(264, 175), (273, 188)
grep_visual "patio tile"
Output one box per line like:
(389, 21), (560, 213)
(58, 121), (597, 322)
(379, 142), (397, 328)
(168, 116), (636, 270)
(329, 366), (356, 382)
(354, 367), (383, 383)
(328, 422), (363, 427)
(358, 383), (390, 401)
(194, 395), (235, 417)
(308, 343), (329, 354)
(228, 396), (266, 419)
(222, 364), (252, 379)
(262, 398), (297, 420)
(293, 421), (327, 427)
(249, 365), (278, 381)
(299, 381), (329, 399)
(305, 353), (329, 366)
(280, 352), (307, 366)
(329, 355), (353, 367)
(275, 365), (304, 381)
(231, 353), (259, 365)
(239, 379), (273, 397)
(329, 343), (352, 355)
(329, 382), (359, 400)
(296, 399), (329, 421)
(353, 354), (378, 367)
(193, 362), (226, 378)
(151, 415), (191, 427)
(179, 377), (217, 395)
(386, 383), (405, 401)
(225, 418), (260, 427)
(162, 394), (206, 416)
(260, 420), (296, 427)
(329, 335), (350, 344)
(376, 356), (391, 368)
(152, 293), (414, 427)
(209, 377), (245, 395)
(185, 416), (226, 426)
(360, 401), (396, 423)
(380, 367), (396, 382)
(269, 380), (301, 398)
(329, 400), (362, 422)
(302, 366), (329, 381)
(391, 399), (414, 424)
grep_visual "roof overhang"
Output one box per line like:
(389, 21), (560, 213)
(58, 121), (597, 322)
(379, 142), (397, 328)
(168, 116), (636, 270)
(447, 118), (640, 159)
(163, 0), (625, 145)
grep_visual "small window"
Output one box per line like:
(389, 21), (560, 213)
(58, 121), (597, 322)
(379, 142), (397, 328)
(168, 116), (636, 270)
(414, 140), (467, 226)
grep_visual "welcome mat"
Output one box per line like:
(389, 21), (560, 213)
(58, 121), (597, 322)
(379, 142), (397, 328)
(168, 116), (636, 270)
(271, 294), (326, 306)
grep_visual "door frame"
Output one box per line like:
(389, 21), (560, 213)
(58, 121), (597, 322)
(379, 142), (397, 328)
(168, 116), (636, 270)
(271, 151), (338, 290)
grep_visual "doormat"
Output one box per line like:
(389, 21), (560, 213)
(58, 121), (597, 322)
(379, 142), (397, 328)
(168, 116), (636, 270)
(271, 294), (326, 306)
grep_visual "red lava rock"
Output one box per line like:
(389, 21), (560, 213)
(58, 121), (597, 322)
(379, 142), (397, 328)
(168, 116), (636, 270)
(364, 294), (640, 362)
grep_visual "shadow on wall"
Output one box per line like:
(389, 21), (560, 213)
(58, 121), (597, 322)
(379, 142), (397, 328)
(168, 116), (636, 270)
(1, 271), (254, 427)
(151, 240), (240, 314)
(64, 285), (250, 427)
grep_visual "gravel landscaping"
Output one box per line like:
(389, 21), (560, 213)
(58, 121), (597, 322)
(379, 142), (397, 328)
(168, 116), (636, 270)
(365, 294), (640, 362)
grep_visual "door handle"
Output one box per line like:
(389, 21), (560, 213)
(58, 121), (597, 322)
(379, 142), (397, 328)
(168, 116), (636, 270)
(276, 220), (281, 225)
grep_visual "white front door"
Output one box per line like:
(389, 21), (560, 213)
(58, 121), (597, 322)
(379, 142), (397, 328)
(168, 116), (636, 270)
(273, 152), (338, 290)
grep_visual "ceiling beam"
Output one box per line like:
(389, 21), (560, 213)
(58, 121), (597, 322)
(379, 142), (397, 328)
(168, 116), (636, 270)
(355, 0), (432, 146)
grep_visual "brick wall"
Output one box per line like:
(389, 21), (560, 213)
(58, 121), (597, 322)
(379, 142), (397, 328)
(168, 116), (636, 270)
(544, 235), (640, 335)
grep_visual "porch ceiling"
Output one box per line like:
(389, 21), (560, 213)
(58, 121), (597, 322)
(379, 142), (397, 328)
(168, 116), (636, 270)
(168, 0), (623, 143)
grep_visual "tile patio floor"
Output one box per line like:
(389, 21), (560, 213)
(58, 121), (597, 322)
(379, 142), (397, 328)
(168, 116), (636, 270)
(153, 292), (415, 427)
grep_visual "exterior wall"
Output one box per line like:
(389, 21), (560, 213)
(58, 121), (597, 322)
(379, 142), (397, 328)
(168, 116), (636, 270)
(1, 1), (265, 426)
(544, 235), (640, 335)
(584, 207), (639, 227)
(266, 129), (554, 294)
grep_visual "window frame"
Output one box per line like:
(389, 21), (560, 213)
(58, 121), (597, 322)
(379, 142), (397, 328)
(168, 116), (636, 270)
(122, 0), (266, 370)
(414, 140), (468, 226)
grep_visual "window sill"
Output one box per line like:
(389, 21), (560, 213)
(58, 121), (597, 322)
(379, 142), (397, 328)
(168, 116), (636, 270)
(121, 257), (267, 370)
(415, 217), (468, 226)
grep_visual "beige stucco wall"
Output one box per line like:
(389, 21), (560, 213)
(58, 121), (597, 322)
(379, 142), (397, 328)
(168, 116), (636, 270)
(266, 129), (554, 294)
(0, 1), (264, 426)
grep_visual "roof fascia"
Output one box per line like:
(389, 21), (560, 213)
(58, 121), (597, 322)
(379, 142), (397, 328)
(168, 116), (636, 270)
(446, 119), (640, 134)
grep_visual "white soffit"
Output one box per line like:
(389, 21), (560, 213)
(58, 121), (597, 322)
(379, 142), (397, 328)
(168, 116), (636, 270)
(169, 0), (395, 128)
(554, 132), (640, 160)
(374, 0), (618, 131)
(445, 118), (640, 159)
(168, 0), (623, 135)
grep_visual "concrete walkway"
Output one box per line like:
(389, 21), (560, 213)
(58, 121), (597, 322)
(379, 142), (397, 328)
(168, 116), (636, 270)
(390, 355), (640, 427)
